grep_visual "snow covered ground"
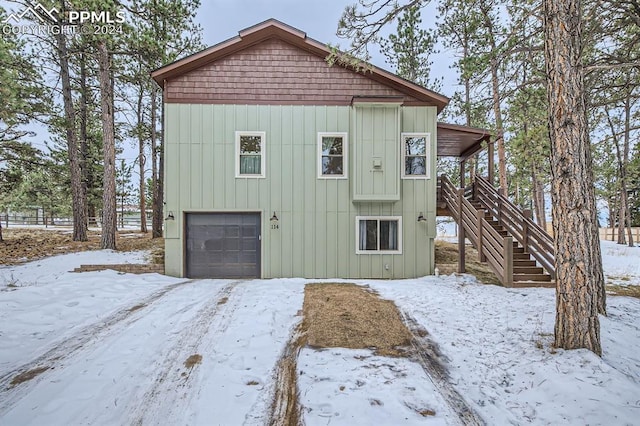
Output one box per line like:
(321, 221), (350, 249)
(0, 243), (638, 425)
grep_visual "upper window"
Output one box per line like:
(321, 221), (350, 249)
(317, 132), (348, 178)
(401, 133), (430, 179)
(355, 216), (402, 254)
(235, 131), (266, 178)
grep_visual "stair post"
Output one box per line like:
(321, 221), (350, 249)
(497, 187), (504, 227)
(457, 188), (466, 273)
(503, 236), (513, 287)
(476, 209), (486, 262)
(522, 209), (532, 251)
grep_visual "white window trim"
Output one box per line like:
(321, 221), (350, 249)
(355, 216), (403, 254)
(317, 132), (348, 179)
(235, 131), (266, 178)
(401, 132), (431, 179)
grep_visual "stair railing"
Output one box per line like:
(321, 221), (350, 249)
(474, 176), (556, 279)
(439, 175), (514, 286)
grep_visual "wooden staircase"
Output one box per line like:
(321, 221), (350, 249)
(438, 175), (555, 288)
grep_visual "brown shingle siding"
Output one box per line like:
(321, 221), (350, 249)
(165, 38), (425, 106)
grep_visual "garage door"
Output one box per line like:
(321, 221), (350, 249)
(186, 213), (261, 279)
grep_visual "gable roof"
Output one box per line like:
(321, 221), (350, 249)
(151, 19), (450, 112)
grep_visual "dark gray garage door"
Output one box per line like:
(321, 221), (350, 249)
(186, 213), (261, 279)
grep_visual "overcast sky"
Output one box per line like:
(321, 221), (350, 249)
(1, 0), (460, 164)
(194, 0), (460, 96)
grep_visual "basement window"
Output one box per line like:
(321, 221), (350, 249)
(318, 132), (348, 178)
(401, 133), (430, 178)
(355, 216), (402, 254)
(236, 131), (266, 178)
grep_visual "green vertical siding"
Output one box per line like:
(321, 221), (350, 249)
(164, 104), (437, 279)
(352, 105), (400, 201)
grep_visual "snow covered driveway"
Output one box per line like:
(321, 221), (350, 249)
(1, 247), (639, 425)
(0, 252), (306, 425)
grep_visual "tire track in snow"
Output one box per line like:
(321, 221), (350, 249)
(401, 311), (486, 426)
(0, 278), (196, 410)
(129, 280), (243, 426)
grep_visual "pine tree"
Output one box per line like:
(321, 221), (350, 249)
(543, 0), (604, 354)
(130, 0), (203, 238)
(381, 4), (441, 89)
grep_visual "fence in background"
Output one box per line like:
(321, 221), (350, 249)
(0, 214), (148, 228)
(599, 227), (640, 241)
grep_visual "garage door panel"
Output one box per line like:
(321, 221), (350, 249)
(186, 213), (261, 279)
(224, 226), (239, 237)
(241, 225), (256, 237)
(204, 238), (223, 251)
(223, 239), (240, 251)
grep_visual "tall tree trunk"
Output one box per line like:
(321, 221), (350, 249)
(480, 6), (507, 192)
(622, 95), (634, 247)
(532, 166), (547, 229)
(608, 195), (617, 241)
(617, 191), (628, 244)
(154, 92), (165, 238)
(79, 52), (90, 230)
(54, 27), (87, 241)
(137, 84), (148, 233)
(150, 87), (164, 238)
(98, 41), (116, 250)
(544, 0), (604, 354)
(151, 88), (163, 238)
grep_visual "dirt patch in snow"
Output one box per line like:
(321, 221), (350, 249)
(0, 228), (163, 265)
(184, 354), (202, 369)
(435, 240), (500, 285)
(269, 283), (414, 426)
(269, 325), (305, 426)
(606, 284), (640, 299)
(10, 366), (49, 386)
(302, 283), (412, 357)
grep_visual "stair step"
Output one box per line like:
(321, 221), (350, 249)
(513, 260), (536, 267)
(510, 281), (555, 288)
(513, 247), (525, 253)
(513, 273), (552, 282)
(514, 267), (544, 274)
(513, 253), (530, 260)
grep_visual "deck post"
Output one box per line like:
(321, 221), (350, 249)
(503, 236), (513, 287)
(457, 188), (466, 273)
(459, 159), (466, 188)
(476, 209), (486, 262)
(488, 141), (495, 186)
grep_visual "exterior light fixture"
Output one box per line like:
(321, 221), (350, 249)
(270, 212), (279, 222)
(165, 211), (175, 221)
(417, 212), (427, 222)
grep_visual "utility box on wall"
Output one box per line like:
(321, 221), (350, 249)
(352, 103), (401, 202)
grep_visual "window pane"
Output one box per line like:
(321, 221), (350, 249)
(359, 220), (378, 251)
(405, 137), (426, 155)
(240, 155), (261, 174)
(240, 136), (262, 154)
(322, 156), (343, 175)
(380, 220), (398, 250)
(321, 137), (343, 155)
(405, 156), (426, 175)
